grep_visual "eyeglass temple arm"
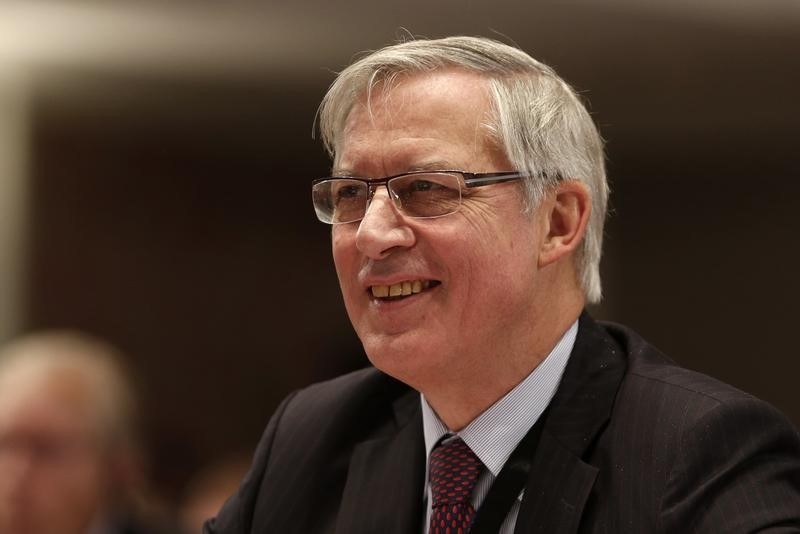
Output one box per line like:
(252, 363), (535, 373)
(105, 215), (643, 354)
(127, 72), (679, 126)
(463, 171), (563, 188)
(462, 172), (528, 188)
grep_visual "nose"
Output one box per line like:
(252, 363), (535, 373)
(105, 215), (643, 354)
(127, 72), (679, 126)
(355, 188), (415, 259)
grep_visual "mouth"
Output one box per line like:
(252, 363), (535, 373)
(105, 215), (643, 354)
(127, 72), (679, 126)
(369, 279), (441, 301)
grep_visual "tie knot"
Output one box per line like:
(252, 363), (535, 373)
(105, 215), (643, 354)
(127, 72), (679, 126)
(429, 437), (483, 507)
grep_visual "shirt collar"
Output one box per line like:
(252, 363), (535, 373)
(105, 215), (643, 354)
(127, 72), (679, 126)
(421, 320), (577, 476)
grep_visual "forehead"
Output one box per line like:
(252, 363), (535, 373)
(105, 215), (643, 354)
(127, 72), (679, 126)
(336, 70), (500, 173)
(0, 367), (97, 434)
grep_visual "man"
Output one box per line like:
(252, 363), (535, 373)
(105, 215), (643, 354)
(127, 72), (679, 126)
(207, 36), (800, 533)
(0, 331), (167, 534)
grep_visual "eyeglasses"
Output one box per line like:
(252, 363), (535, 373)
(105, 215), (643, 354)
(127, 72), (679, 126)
(311, 170), (525, 224)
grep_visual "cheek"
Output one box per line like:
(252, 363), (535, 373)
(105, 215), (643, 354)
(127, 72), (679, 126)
(331, 229), (364, 309)
(46, 457), (103, 494)
(331, 230), (354, 277)
(34, 475), (105, 534)
(461, 231), (538, 303)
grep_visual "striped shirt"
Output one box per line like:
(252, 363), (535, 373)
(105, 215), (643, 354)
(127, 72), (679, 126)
(421, 320), (578, 534)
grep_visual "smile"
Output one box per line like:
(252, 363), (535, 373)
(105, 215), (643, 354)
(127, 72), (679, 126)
(369, 280), (440, 299)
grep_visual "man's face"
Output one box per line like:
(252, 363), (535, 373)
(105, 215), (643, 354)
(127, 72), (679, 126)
(332, 70), (553, 393)
(0, 372), (111, 534)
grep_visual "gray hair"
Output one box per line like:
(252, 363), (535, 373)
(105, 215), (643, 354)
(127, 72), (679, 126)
(318, 36), (608, 303)
(0, 330), (139, 450)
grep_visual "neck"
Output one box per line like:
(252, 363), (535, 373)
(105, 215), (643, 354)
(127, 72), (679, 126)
(422, 301), (583, 431)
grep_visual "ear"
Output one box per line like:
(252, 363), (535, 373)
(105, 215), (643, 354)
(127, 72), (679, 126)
(538, 181), (591, 268)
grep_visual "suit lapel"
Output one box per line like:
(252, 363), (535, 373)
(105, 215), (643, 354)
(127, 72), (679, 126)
(515, 312), (627, 534)
(335, 389), (425, 534)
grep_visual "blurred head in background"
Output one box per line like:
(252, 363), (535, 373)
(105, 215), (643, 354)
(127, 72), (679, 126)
(0, 331), (151, 534)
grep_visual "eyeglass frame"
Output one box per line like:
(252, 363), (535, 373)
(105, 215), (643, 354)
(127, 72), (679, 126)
(311, 170), (527, 224)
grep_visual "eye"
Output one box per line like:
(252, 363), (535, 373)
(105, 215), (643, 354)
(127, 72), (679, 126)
(409, 179), (436, 192)
(407, 178), (454, 193)
(392, 173), (460, 202)
(336, 184), (362, 199)
(389, 173), (462, 217)
(330, 179), (366, 203)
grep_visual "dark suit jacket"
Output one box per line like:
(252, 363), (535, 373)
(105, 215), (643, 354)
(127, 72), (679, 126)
(206, 314), (800, 533)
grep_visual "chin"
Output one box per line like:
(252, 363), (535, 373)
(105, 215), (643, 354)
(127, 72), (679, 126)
(362, 333), (446, 387)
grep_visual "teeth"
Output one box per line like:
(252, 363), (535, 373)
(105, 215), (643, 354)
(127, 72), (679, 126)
(371, 285), (389, 298)
(370, 280), (432, 299)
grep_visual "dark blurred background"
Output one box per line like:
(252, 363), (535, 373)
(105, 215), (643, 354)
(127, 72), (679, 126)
(0, 0), (798, 507)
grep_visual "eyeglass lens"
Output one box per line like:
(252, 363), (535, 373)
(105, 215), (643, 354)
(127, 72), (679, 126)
(313, 172), (463, 224)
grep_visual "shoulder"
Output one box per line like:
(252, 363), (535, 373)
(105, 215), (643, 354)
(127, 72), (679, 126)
(262, 366), (416, 461)
(276, 366), (411, 430)
(291, 365), (401, 403)
(599, 319), (772, 412)
(595, 320), (800, 529)
(566, 317), (797, 462)
(205, 367), (418, 533)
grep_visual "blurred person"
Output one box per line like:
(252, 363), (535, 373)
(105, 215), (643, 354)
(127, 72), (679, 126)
(0, 331), (167, 534)
(207, 36), (800, 533)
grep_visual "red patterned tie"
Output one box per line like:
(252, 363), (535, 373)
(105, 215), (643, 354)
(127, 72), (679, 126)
(428, 437), (483, 534)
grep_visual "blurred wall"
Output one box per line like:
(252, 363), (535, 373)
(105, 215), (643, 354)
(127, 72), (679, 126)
(1, 0), (798, 503)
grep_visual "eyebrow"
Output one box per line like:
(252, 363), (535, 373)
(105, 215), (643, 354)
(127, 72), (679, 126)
(331, 161), (457, 178)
